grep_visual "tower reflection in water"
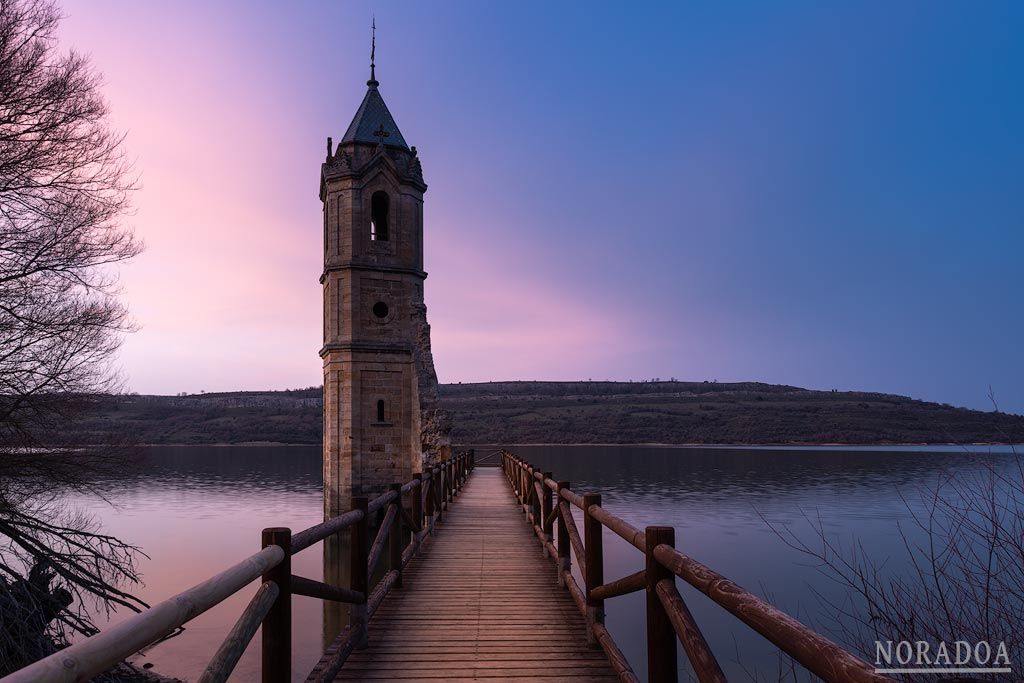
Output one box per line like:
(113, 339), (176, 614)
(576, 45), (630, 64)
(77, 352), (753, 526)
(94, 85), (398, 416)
(322, 532), (352, 649)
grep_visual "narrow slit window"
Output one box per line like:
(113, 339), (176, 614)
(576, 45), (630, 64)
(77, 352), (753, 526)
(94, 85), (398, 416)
(370, 191), (389, 241)
(376, 399), (386, 423)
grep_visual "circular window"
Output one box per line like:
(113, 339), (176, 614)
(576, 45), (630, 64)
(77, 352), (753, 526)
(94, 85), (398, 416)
(372, 301), (389, 319)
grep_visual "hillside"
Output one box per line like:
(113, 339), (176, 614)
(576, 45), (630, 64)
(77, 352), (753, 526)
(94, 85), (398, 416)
(64, 381), (1024, 446)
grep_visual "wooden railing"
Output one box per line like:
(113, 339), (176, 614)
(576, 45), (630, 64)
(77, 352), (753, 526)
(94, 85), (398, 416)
(501, 450), (892, 683)
(1, 450), (475, 683)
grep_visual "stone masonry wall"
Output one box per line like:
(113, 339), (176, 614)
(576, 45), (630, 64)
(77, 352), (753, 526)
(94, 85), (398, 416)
(411, 292), (451, 467)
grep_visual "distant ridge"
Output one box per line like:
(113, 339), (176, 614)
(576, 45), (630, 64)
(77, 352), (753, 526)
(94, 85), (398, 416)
(65, 381), (1024, 446)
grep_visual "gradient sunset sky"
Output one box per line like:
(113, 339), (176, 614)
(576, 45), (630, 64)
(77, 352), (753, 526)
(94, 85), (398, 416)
(59, 1), (1024, 413)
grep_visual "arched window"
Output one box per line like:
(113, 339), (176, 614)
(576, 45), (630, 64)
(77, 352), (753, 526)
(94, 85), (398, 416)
(376, 399), (386, 423)
(370, 191), (389, 241)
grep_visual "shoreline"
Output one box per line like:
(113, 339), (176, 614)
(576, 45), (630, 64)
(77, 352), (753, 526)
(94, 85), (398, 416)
(134, 441), (1023, 449)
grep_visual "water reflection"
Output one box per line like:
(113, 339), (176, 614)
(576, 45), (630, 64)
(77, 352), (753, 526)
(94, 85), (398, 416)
(322, 533), (352, 653)
(67, 446), (325, 681)
(516, 445), (1019, 681)
(65, 444), (1018, 682)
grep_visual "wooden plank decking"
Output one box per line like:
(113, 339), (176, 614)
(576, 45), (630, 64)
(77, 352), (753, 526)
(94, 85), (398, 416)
(331, 467), (618, 682)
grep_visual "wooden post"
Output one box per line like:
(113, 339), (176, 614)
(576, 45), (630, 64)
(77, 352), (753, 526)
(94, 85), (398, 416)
(261, 527), (291, 683)
(439, 460), (446, 508)
(442, 461), (449, 509)
(351, 497), (369, 648)
(434, 466), (443, 522)
(424, 469), (435, 525)
(541, 472), (554, 555)
(469, 448), (475, 471)
(646, 526), (678, 683)
(412, 473), (423, 542)
(583, 493), (604, 647)
(556, 481), (571, 586)
(525, 468), (532, 511)
(522, 468), (529, 508)
(389, 484), (403, 587)
(531, 476), (542, 528)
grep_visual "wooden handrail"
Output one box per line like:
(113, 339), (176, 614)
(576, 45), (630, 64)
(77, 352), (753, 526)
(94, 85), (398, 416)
(590, 569), (646, 602)
(198, 580), (280, 683)
(500, 450), (891, 683)
(558, 500), (587, 582)
(588, 502), (645, 551)
(307, 625), (360, 683)
(652, 543), (891, 683)
(654, 578), (726, 683)
(291, 575), (364, 604)
(366, 503), (398, 576)
(1, 544), (285, 683)
(1, 450), (476, 683)
(592, 621), (641, 683)
(367, 487), (398, 515)
(367, 569), (400, 619)
(559, 485), (585, 509)
(291, 508), (364, 554)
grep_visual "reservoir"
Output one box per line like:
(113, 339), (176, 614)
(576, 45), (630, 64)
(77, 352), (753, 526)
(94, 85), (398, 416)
(69, 444), (1021, 681)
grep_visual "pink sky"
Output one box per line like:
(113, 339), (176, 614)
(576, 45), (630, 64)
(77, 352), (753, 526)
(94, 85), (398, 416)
(58, 2), (655, 395)
(54, 2), (1024, 413)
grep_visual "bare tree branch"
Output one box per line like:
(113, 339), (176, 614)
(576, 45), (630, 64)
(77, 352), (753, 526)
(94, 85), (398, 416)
(0, 0), (144, 674)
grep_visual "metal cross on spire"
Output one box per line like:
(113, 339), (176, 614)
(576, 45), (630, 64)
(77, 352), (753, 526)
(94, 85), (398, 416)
(368, 17), (378, 86)
(372, 123), (390, 147)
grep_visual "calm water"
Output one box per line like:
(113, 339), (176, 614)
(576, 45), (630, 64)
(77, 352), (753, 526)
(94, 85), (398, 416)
(66, 444), (1020, 681)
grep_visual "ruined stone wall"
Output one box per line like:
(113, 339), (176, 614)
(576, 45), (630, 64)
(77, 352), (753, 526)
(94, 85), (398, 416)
(412, 296), (451, 466)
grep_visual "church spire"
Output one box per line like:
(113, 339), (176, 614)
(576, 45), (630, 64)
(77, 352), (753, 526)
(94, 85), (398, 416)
(367, 18), (379, 88)
(340, 18), (408, 150)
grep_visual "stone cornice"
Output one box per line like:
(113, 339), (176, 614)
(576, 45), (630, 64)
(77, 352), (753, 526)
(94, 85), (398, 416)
(320, 341), (415, 358)
(319, 262), (428, 284)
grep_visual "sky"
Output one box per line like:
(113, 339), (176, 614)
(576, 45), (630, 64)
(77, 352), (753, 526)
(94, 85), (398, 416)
(58, 1), (1024, 413)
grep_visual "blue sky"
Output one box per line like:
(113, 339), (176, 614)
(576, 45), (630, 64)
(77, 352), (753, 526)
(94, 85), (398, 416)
(62, 1), (1024, 412)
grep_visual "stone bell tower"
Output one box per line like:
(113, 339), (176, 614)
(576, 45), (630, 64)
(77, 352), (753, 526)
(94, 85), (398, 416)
(320, 39), (447, 517)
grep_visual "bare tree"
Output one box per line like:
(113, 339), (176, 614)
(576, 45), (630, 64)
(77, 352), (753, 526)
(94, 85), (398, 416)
(0, 0), (146, 673)
(768, 445), (1024, 682)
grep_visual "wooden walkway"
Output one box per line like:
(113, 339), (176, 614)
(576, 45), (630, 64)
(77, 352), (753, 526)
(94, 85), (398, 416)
(332, 467), (619, 682)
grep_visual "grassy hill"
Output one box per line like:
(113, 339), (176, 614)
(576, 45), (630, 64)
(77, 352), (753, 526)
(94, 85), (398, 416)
(65, 381), (1024, 446)
(440, 381), (1024, 444)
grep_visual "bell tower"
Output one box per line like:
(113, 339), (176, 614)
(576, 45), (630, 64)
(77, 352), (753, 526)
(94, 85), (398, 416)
(320, 36), (434, 516)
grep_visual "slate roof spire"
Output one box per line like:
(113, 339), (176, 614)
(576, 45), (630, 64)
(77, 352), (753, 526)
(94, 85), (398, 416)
(340, 19), (409, 150)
